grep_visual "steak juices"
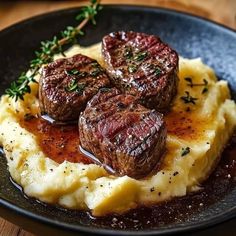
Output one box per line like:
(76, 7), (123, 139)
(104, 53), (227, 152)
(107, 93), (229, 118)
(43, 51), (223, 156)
(79, 88), (166, 178)
(39, 54), (110, 121)
(2, 30), (235, 216)
(39, 31), (179, 178)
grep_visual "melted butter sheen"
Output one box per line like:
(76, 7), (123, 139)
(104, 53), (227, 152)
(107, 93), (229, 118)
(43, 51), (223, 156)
(20, 118), (93, 165)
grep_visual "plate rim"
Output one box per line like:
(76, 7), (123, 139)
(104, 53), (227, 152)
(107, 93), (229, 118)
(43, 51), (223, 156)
(0, 4), (236, 235)
(0, 4), (235, 35)
(1, 196), (235, 235)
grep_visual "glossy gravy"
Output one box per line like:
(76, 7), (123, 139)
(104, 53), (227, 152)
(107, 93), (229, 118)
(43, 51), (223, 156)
(20, 117), (236, 229)
(20, 117), (93, 165)
(66, 134), (236, 229)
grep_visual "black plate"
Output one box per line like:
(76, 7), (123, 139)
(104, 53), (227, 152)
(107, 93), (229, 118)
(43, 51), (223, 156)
(0, 5), (236, 236)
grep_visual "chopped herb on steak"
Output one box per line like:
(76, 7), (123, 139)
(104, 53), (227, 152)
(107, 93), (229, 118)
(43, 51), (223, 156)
(39, 54), (110, 122)
(102, 31), (179, 112)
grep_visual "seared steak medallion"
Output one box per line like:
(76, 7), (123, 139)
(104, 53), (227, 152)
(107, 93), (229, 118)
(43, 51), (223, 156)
(79, 88), (166, 179)
(102, 31), (179, 111)
(39, 54), (110, 121)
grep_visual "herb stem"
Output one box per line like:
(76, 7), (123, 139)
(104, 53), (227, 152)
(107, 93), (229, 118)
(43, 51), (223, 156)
(5, 0), (102, 101)
(180, 91), (198, 105)
(36, 0), (101, 69)
(53, 11), (90, 49)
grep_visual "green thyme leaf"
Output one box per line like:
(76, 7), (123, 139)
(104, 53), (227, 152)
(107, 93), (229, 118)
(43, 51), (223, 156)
(67, 69), (81, 76)
(76, 0), (102, 25)
(124, 47), (133, 59)
(185, 77), (209, 93)
(90, 69), (100, 77)
(66, 80), (86, 95)
(66, 79), (78, 92)
(128, 65), (138, 73)
(202, 87), (208, 94)
(5, 0), (102, 101)
(184, 77), (192, 84)
(134, 51), (148, 62)
(66, 69), (87, 78)
(154, 67), (162, 76)
(181, 91), (198, 105)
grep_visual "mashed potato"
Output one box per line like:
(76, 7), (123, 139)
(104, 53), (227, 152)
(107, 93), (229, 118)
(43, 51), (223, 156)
(0, 43), (236, 216)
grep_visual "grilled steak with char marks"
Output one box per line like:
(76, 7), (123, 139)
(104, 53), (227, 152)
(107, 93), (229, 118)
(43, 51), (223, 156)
(79, 88), (166, 179)
(39, 54), (110, 122)
(102, 31), (179, 111)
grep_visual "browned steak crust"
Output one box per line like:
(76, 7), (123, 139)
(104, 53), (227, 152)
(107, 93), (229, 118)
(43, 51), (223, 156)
(79, 88), (167, 179)
(102, 31), (179, 111)
(39, 54), (110, 121)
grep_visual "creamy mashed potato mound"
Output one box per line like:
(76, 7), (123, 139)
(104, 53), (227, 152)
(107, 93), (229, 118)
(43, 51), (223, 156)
(1, 43), (236, 216)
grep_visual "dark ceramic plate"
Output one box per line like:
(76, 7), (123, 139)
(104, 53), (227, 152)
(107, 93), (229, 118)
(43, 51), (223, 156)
(0, 5), (236, 236)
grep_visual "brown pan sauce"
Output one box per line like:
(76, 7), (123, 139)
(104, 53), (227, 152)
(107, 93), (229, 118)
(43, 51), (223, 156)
(20, 117), (236, 229)
(20, 117), (92, 165)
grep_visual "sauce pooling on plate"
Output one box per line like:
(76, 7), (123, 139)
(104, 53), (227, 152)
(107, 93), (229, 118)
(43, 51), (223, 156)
(58, 134), (236, 228)
(7, 130), (235, 229)
(20, 117), (93, 165)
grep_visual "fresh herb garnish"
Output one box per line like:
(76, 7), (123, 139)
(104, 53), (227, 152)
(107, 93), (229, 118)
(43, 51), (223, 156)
(134, 51), (148, 62)
(75, 0), (102, 25)
(124, 47), (133, 59)
(67, 69), (81, 76)
(146, 63), (162, 76)
(181, 147), (190, 156)
(90, 61), (103, 76)
(5, 0), (102, 101)
(125, 50), (148, 74)
(66, 80), (86, 94)
(5, 72), (37, 101)
(128, 65), (138, 73)
(66, 69), (87, 78)
(66, 79), (78, 92)
(91, 61), (100, 68)
(185, 77), (208, 87)
(154, 67), (162, 76)
(90, 68), (102, 77)
(202, 87), (208, 94)
(185, 77), (209, 94)
(181, 91), (198, 105)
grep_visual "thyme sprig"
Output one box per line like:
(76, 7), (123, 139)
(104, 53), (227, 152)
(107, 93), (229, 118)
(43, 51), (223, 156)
(5, 0), (102, 101)
(76, 0), (102, 25)
(65, 80), (86, 94)
(133, 51), (148, 62)
(181, 91), (198, 105)
(185, 77), (208, 94)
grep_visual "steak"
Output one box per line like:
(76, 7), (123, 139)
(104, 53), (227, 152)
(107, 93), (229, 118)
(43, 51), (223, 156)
(102, 31), (179, 111)
(79, 88), (166, 179)
(39, 54), (110, 122)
